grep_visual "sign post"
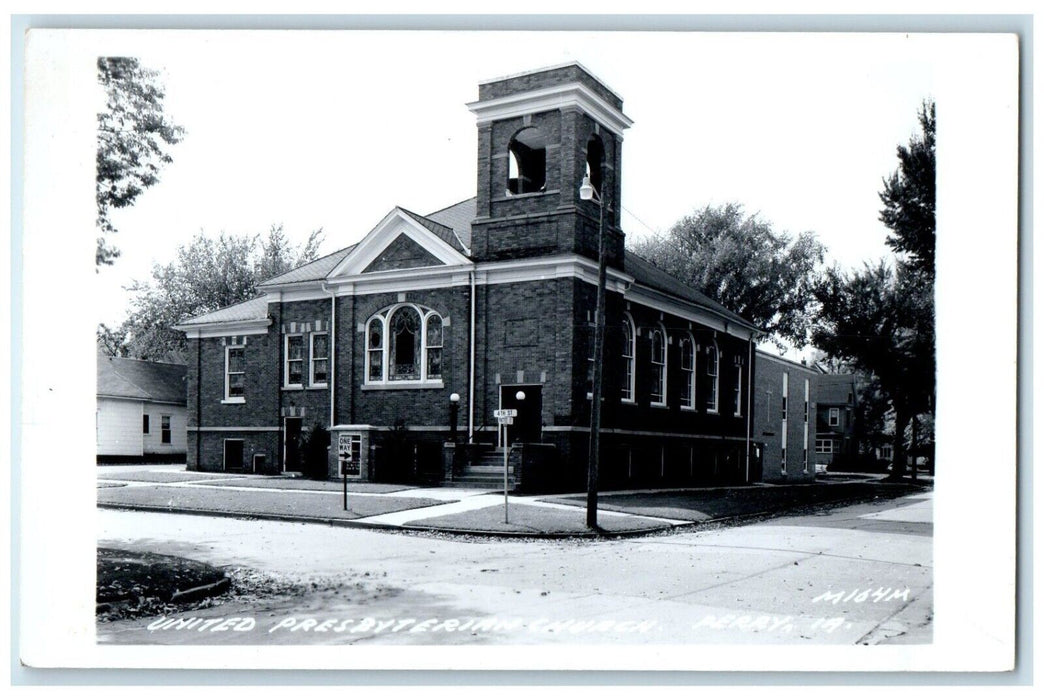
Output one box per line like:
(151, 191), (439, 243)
(493, 409), (517, 523)
(338, 434), (354, 511)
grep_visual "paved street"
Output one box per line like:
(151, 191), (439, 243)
(97, 489), (932, 645)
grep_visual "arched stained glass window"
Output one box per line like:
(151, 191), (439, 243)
(364, 304), (445, 385)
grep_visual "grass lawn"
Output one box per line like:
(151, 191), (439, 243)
(405, 502), (673, 534)
(97, 484), (450, 520)
(541, 481), (925, 522)
(97, 470), (241, 483)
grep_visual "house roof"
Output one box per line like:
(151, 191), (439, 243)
(258, 245), (357, 287)
(98, 354), (187, 404)
(815, 374), (861, 405)
(179, 296), (270, 326)
(400, 207), (470, 255)
(623, 251), (757, 331)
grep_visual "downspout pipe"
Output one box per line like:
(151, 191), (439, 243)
(321, 282), (336, 428)
(468, 269), (476, 443)
(745, 332), (754, 483)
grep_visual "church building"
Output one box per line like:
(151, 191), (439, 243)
(177, 63), (765, 491)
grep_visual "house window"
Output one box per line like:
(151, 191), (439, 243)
(679, 334), (695, 409)
(881, 444), (894, 460)
(804, 379), (810, 423)
(364, 304), (445, 385)
(650, 327), (667, 406)
(781, 372), (789, 421)
(781, 446), (787, 473)
(816, 439), (834, 454)
(803, 448), (809, 473)
(161, 415), (171, 444)
(285, 334), (304, 387)
(829, 407), (840, 427)
(507, 126), (547, 195)
(733, 362), (743, 417)
(621, 315), (635, 402)
(367, 317), (384, 382)
(425, 313), (443, 379)
(310, 333), (329, 386)
(142, 414), (150, 434)
(225, 344), (246, 402)
(705, 342), (719, 413)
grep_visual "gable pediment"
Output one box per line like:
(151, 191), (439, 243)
(362, 233), (443, 273)
(329, 208), (472, 278)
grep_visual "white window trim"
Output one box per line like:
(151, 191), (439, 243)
(223, 344), (246, 404)
(680, 333), (696, 410)
(705, 342), (719, 414)
(829, 407), (840, 426)
(650, 325), (667, 407)
(621, 314), (636, 404)
(161, 415), (172, 445)
(309, 332), (329, 388)
(364, 303), (445, 388)
(284, 333), (305, 389)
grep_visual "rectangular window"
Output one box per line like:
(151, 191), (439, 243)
(803, 448), (809, 473)
(142, 414), (150, 434)
(650, 330), (666, 406)
(804, 379), (810, 423)
(310, 332), (329, 386)
(733, 363), (743, 417)
(161, 415), (171, 444)
(781, 372), (789, 421)
(816, 439), (834, 454)
(881, 445), (894, 460)
(705, 346), (719, 413)
(225, 345), (246, 402)
(680, 337), (695, 409)
(285, 334), (304, 387)
(829, 407), (840, 427)
(781, 446), (787, 473)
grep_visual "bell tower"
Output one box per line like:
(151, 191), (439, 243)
(467, 63), (633, 265)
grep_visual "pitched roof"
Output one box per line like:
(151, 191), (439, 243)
(623, 251), (757, 330)
(179, 296), (270, 326)
(424, 197), (475, 252)
(98, 355), (187, 404)
(815, 374), (862, 404)
(399, 207), (470, 255)
(258, 245), (357, 287)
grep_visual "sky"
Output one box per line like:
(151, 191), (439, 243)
(87, 31), (940, 335)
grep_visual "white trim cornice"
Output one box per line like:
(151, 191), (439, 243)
(467, 82), (633, 137)
(176, 318), (272, 339)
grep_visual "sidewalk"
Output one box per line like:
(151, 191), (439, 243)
(96, 465), (930, 537)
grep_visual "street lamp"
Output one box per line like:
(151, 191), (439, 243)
(579, 171), (608, 529)
(448, 392), (460, 443)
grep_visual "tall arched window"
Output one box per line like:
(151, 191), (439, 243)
(705, 341), (719, 413)
(650, 326), (667, 406)
(365, 304), (445, 385)
(621, 314), (635, 402)
(507, 127), (547, 195)
(679, 333), (696, 409)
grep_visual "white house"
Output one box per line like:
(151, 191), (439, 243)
(97, 354), (188, 463)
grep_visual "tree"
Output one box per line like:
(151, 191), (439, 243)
(103, 226), (324, 361)
(629, 203), (825, 349)
(96, 57), (185, 267)
(813, 262), (932, 479)
(879, 101), (936, 279)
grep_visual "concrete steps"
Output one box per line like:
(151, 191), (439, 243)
(450, 449), (515, 489)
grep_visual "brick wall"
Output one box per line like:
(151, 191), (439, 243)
(752, 352), (818, 483)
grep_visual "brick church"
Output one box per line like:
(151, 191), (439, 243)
(177, 63), (768, 491)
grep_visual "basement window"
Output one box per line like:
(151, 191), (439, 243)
(507, 127), (547, 195)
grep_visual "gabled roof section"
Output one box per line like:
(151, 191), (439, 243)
(624, 251), (758, 332)
(328, 207), (473, 278)
(178, 296), (269, 327)
(258, 245), (357, 288)
(98, 354), (187, 404)
(424, 197), (475, 253)
(815, 374), (863, 405)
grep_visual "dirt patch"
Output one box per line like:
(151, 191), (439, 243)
(97, 548), (230, 621)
